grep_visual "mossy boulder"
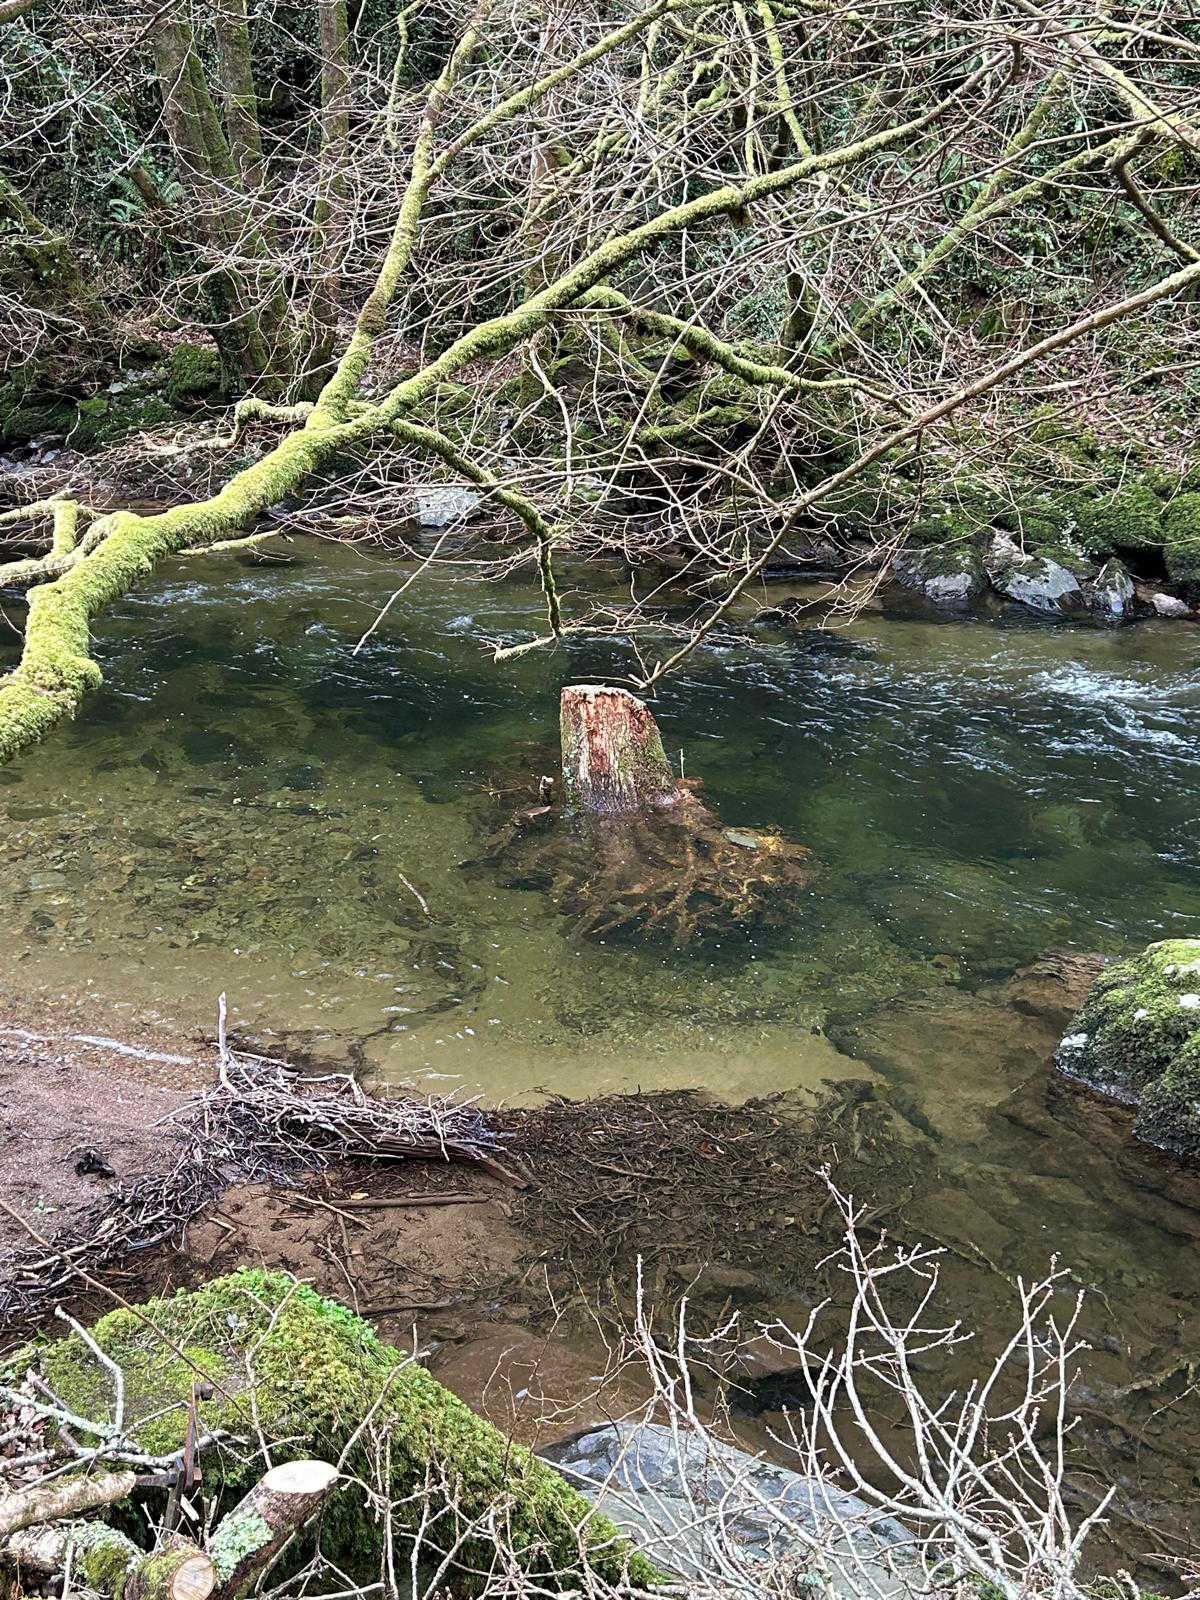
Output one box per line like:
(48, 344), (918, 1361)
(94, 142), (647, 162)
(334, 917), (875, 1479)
(988, 543), (1088, 614)
(1074, 482), (1164, 557)
(1163, 493), (1200, 592)
(164, 342), (223, 406)
(0, 380), (175, 449)
(892, 542), (987, 605)
(21, 1270), (656, 1589)
(1055, 939), (1200, 1159)
(70, 389), (177, 450)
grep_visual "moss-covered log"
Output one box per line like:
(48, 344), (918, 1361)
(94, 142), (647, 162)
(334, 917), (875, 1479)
(23, 1270), (656, 1589)
(5, 1524), (215, 1600)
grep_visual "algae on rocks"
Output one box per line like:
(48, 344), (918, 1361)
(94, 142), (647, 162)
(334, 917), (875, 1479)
(22, 1269), (656, 1589)
(1054, 939), (1200, 1159)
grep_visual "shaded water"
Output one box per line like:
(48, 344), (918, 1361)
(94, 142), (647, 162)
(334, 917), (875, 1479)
(4, 543), (1200, 1566)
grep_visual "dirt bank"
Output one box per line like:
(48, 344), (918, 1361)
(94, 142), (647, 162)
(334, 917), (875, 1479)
(0, 992), (916, 1446)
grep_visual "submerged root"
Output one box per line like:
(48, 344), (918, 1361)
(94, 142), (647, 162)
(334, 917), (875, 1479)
(475, 770), (816, 946)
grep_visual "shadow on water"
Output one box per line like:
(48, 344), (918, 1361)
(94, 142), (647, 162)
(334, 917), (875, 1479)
(4, 542), (1200, 1573)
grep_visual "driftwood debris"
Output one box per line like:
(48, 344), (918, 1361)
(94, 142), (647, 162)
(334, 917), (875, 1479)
(476, 685), (816, 944)
(0, 1035), (503, 1326)
(1, 1461), (337, 1600)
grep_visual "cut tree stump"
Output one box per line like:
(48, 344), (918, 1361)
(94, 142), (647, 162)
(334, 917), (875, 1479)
(560, 685), (680, 817)
(473, 688), (817, 943)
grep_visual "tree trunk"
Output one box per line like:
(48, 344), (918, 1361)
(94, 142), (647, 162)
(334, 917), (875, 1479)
(560, 685), (680, 817)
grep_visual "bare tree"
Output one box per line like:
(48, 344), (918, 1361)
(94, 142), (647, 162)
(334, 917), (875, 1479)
(2, 0), (1199, 763)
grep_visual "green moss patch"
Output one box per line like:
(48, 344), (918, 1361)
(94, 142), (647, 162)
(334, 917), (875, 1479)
(1163, 493), (1200, 590)
(1074, 482), (1163, 557)
(1056, 939), (1200, 1159)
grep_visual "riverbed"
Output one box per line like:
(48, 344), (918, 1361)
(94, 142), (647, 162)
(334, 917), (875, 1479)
(3, 542), (1200, 1573)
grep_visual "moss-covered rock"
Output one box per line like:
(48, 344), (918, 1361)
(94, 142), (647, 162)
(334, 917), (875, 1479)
(892, 542), (987, 605)
(24, 1270), (656, 1589)
(1089, 557), (1138, 622)
(1163, 492), (1200, 591)
(1055, 939), (1200, 1159)
(69, 390), (177, 450)
(0, 379), (175, 449)
(1074, 482), (1164, 557)
(988, 542), (1088, 614)
(164, 342), (223, 406)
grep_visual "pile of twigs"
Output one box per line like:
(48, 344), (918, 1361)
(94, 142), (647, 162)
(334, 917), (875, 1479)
(0, 1032), (501, 1326)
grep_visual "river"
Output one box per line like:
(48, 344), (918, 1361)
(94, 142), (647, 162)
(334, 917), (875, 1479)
(3, 540), (1199, 1574)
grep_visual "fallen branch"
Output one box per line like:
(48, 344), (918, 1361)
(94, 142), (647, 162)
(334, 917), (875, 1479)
(208, 1460), (339, 1600)
(0, 1469), (136, 1539)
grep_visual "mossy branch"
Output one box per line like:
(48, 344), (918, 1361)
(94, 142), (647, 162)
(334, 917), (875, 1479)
(0, 499), (88, 588)
(0, 34), (997, 767)
(31, 1271), (662, 1588)
(0, 418), (367, 765)
(573, 285), (902, 408)
(387, 417), (563, 636)
(375, 57), (1001, 426)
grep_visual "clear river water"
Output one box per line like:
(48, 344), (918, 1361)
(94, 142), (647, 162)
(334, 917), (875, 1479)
(3, 541), (1200, 1571)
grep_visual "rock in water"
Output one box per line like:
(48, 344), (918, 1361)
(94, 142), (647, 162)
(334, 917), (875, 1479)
(1054, 939), (1200, 1159)
(413, 484), (481, 528)
(1149, 590), (1192, 618)
(989, 544), (1086, 614)
(892, 544), (987, 606)
(1089, 558), (1137, 622)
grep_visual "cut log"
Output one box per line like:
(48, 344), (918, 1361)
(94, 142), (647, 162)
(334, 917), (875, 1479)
(560, 685), (680, 817)
(208, 1459), (339, 1599)
(126, 1542), (216, 1600)
(4, 1525), (214, 1600)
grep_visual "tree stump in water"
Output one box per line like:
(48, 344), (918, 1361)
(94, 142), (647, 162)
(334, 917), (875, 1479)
(560, 686), (680, 817)
(470, 687), (816, 945)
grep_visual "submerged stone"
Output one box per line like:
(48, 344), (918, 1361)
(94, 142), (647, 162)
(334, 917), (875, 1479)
(1054, 939), (1200, 1159)
(542, 1421), (913, 1594)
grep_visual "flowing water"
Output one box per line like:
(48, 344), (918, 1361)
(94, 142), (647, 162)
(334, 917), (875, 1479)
(3, 542), (1200, 1570)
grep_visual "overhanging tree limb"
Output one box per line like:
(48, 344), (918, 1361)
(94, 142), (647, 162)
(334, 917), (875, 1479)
(632, 252), (1200, 692)
(0, 43), (1000, 766)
